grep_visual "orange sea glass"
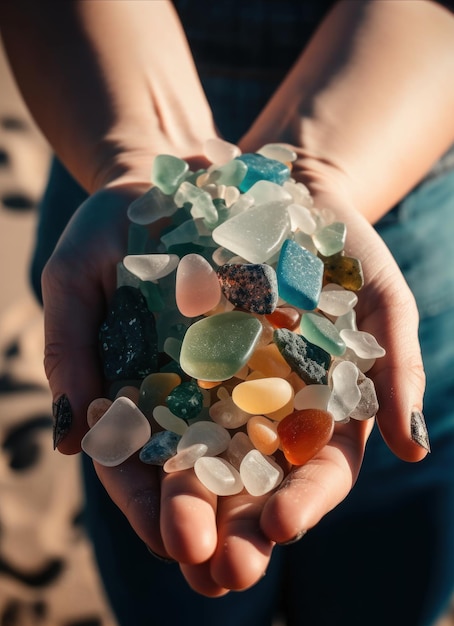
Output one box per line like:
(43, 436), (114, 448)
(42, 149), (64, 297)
(277, 409), (334, 466)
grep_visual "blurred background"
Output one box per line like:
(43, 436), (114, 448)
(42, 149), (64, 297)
(0, 31), (453, 626)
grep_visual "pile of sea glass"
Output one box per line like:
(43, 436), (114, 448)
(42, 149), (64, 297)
(82, 139), (385, 498)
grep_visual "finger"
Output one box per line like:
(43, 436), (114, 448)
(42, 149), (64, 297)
(179, 561), (230, 598)
(260, 419), (371, 544)
(160, 469), (218, 564)
(94, 455), (169, 557)
(209, 493), (274, 591)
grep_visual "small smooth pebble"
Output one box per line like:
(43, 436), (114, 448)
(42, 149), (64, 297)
(217, 263), (278, 314)
(203, 138), (241, 165)
(327, 361), (361, 422)
(152, 154), (189, 195)
(340, 329), (386, 359)
(277, 409), (334, 466)
(232, 377), (294, 415)
(300, 312), (346, 356)
(81, 397), (151, 467)
(177, 421), (231, 457)
(313, 221), (347, 256)
(247, 415), (280, 455)
(224, 431), (255, 470)
(176, 253), (221, 317)
(273, 328), (331, 385)
(194, 457), (243, 496)
(123, 253), (179, 282)
(318, 284), (358, 316)
(293, 384), (331, 412)
(153, 405), (188, 435)
(240, 449), (284, 496)
(277, 239), (323, 310)
(209, 387), (250, 429)
(179, 311), (262, 381)
(163, 443), (208, 473)
(139, 430), (181, 465)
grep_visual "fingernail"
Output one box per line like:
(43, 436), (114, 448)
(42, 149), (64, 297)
(411, 409), (430, 453)
(146, 545), (176, 564)
(52, 394), (72, 449)
(277, 530), (307, 546)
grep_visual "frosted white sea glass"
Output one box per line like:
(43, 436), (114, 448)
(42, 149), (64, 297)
(81, 397), (151, 467)
(194, 457), (243, 495)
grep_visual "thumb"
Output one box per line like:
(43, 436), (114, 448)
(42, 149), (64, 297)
(42, 184), (145, 454)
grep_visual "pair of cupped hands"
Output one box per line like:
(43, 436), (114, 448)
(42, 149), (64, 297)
(43, 115), (427, 596)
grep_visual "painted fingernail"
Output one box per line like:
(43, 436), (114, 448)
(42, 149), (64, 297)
(52, 394), (72, 449)
(277, 530), (307, 546)
(146, 545), (176, 564)
(411, 409), (430, 453)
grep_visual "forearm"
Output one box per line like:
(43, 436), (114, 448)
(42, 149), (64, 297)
(0, 0), (215, 193)
(241, 0), (454, 223)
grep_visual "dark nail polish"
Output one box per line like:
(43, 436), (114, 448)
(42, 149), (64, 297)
(277, 530), (307, 546)
(52, 395), (72, 449)
(146, 545), (176, 564)
(411, 409), (430, 453)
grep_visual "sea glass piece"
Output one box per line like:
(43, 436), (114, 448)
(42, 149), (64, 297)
(204, 138), (241, 165)
(139, 372), (181, 419)
(194, 457), (243, 496)
(334, 309), (357, 332)
(160, 218), (200, 249)
(139, 430), (181, 465)
(265, 306), (301, 331)
(179, 311), (262, 381)
(340, 329), (386, 359)
(151, 154), (189, 195)
(257, 143), (297, 164)
(87, 397), (112, 428)
(224, 185), (241, 208)
(206, 159), (248, 187)
(174, 182), (218, 227)
(177, 421), (231, 457)
(240, 449), (284, 496)
(217, 263), (278, 314)
(224, 432), (255, 470)
(349, 373), (379, 420)
(293, 384), (331, 412)
(163, 443), (208, 473)
(212, 201), (291, 264)
(277, 239), (323, 310)
(175, 253), (221, 317)
(334, 348), (376, 373)
(318, 284), (358, 316)
(81, 397), (151, 467)
(139, 281), (165, 312)
(152, 405), (188, 435)
(123, 253), (179, 282)
(231, 377), (294, 415)
(283, 180), (313, 208)
(273, 328), (331, 385)
(235, 153), (290, 192)
(99, 286), (158, 381)
(300, 312), (346, 356)
(277, 409), (334, 466)
(313, 221), (346, 256)
(246, 180), (292, 205)
(327, 361), (361, 422)
(127, 186), (177, 225)
(209, 387), (250, 429)
(247, 343), (292, 379)
(323, 254), (364, 291)
(287, 203), (317, 235)
(247, 415), (280, 455)
(165, 380), (204, 421)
